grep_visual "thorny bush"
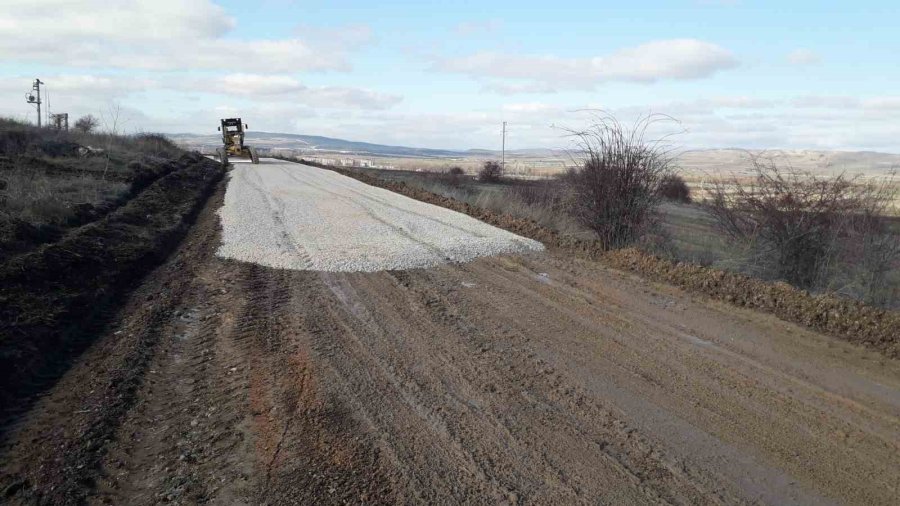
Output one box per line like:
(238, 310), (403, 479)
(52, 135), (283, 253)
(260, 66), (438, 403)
(706, 154), (899, 294)
(562, 113), (678, 249)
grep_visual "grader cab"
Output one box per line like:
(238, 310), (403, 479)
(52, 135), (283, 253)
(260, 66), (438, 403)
(216, 118), (259, 165)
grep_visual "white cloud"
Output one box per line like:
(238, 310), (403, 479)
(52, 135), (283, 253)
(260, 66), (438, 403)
(786, 48), (821, 66)
(454, 20), (503, 36)
(862, 96), (900, 110)
(0, 0), (359, 72)
(481, 82), (559, 95)
(502, 102), (556, 113)
(707, 96), (779, 108)
(0, 72), (402, 132)
(436, 39), (738, 91)
(0, 75), (155, 99)
(0, 73), (401, 111)
(195, 74), (403, 110)
(292, 23), (374, 51)
(598, 39), (737, 80)
(789, 95), (900, 112)
(791, 95), (859, 108)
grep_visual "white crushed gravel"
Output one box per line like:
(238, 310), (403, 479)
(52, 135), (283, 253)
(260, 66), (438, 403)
(216, 159), (544, 272)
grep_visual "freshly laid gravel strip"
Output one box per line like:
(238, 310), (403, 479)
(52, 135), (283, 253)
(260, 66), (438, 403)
(217, 159), (544, 272)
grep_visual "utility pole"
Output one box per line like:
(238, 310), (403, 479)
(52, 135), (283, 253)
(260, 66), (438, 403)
(501, 121), (506, 170)
(25, 78), (43, 128)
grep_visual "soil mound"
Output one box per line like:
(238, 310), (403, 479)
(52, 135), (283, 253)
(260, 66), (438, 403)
(602, 248), (900, 358)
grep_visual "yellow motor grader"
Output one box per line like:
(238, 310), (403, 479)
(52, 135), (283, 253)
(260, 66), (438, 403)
(216, 118), (259, 165)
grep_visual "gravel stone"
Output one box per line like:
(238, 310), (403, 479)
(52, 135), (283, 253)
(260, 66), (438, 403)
(216, 159), (544, 272)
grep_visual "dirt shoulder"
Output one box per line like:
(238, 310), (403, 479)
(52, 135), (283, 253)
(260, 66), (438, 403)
(327, 165), (900, 359)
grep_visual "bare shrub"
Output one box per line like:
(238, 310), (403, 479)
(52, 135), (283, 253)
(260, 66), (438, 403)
(830, 176), (900, 305)
(440, 166), (467, 187)
(706, 155), (898, 291)
(74, 115), (98, 133)
(845, 220), (900, 306)
(659, 174), (692, 203)
(562, 114), (676, 249)
(478, 161), (504, 183)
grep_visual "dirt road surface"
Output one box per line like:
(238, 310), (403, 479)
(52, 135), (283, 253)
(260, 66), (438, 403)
(1, 161), (898, 505)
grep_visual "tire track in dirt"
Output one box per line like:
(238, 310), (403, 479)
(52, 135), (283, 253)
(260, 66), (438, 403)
(227, 264), (395, 505)
(266, 249), (897, 504)
(290, 266), (726, 504)
(445, 254), (895, 504)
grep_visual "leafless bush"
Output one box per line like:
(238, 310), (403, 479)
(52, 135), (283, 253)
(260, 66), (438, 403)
(707, 155), (898, 291)
(845, 223), (900, 306)
(478, 161), (504, 183)
(561, 113), (677, 249)
(74, 114), (98, 133)
(439, 166), (467, 186)
(659, 174), (692, 203)
(830, 176), (900, 305)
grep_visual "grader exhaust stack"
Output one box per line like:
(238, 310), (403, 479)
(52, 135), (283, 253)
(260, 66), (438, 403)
(216, 118), (259, 165)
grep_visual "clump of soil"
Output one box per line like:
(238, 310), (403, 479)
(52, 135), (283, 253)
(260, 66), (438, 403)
(0, 152), (224, 410)
(330, 165), (900, 359)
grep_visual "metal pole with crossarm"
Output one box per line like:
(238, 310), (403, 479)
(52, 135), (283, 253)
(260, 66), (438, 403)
(26, 79), (43, 128)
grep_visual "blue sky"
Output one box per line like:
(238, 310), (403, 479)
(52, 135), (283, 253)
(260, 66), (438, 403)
(2, 0), (899, 151)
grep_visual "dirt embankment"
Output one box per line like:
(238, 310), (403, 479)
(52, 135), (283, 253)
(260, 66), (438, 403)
(0, 154), (189, 261)
(327, 165), (900, 358)
(0, 152), (224, 413)
(1, 120), (186, 262)
(0, 174), (394, 506)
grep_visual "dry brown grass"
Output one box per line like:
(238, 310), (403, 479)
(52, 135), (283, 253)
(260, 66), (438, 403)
(0, 117), (185, 258)
(2, 164), (128, 225)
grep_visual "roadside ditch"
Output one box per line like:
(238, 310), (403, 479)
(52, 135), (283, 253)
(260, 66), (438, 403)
(0, 152), (225, 417)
